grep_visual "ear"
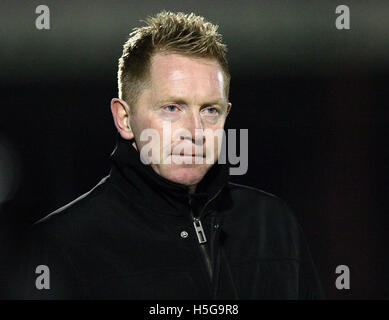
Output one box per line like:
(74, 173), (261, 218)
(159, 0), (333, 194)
(111, 98), (135, 140)
(226, 102), (232, 116)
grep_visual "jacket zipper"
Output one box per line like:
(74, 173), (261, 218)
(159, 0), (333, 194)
(190, 210), (213, 282)
(188, 188), (223, 287)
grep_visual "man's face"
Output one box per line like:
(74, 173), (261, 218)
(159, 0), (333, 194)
(129, 52), (230, 189)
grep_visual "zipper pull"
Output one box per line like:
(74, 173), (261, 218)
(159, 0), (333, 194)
(193, 218), (207, 244)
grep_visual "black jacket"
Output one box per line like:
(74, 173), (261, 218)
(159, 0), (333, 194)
(16, 135), (324, 299)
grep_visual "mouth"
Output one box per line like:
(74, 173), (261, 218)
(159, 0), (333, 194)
(171, 152), (205, 158)
(169, 145), (206, 158)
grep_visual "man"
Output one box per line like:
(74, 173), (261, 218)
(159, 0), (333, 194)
(16, 11), (323, 299)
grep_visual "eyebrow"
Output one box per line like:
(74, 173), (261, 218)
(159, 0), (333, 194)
(156, 97), (227, 107)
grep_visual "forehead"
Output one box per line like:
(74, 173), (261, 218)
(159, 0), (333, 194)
(148, 52), (226, 102)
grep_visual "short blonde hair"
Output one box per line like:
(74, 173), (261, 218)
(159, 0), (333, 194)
(118, 11), (230, 109)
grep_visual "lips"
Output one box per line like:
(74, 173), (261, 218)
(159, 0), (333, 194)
(170, 144), (206, 158)
(171, 151), (205, 158)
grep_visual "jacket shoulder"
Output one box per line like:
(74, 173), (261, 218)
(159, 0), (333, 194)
(225, 182), (300, 230)
(30, 176), (110, 236)
(226, 182), (292, 211)
(227, 182), (281, 200)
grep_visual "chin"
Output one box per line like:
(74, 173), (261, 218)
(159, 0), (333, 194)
(160, 164), (209, 187)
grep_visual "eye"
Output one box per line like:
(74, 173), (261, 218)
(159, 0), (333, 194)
(163, 105), (180, 112)
(202, 106), (219, 115)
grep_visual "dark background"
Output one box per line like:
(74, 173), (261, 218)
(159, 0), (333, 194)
(0, 1), (388, 299)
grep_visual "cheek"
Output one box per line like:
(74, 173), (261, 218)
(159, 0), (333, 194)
(133, 114), (154, 134)
(206, 123), (226, 152)
(143, 117), (169, 150)
(131, 116), (154, 150)
(145, 118), (154, 130)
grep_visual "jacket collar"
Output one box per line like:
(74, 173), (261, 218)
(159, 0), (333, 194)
(108, 134), (229, 217)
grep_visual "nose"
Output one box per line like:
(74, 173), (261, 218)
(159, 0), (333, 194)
(184, 109), (205, 145)
(176, 109), (205, 145)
